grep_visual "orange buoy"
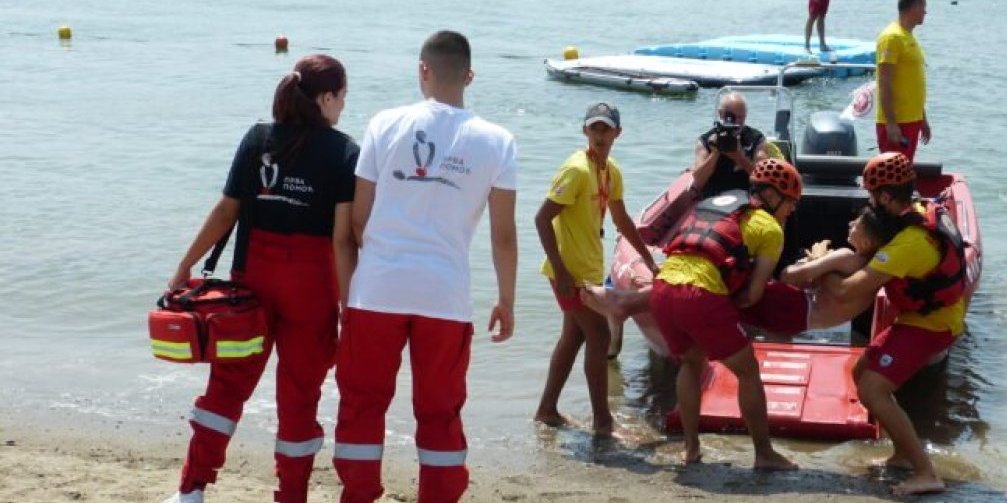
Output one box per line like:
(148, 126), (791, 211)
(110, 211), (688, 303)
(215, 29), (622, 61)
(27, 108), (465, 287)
(274, 34), (289, 52)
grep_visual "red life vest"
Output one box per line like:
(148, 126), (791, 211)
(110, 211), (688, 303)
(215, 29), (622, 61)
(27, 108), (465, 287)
(883, 200), (967, 315)
(663, 190), (753, 294)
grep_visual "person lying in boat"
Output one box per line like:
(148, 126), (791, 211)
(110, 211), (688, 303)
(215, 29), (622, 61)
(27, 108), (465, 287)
(739, 205), (902, 336)
(648, 159), (801, 469)
(579, 204), (899, 334)
(690, 92), (770, 199)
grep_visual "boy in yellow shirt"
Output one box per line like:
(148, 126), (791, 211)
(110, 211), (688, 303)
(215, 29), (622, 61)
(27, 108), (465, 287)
(533, 103), (657, 436)
(821, 152), (966, 496)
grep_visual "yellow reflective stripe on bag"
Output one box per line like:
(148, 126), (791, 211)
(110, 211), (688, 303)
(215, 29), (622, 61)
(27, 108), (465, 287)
(214, 336), (266, 359)
(151, 340), (195, 361)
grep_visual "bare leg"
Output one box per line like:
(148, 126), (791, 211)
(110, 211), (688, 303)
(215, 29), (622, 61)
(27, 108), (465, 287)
(676, 346), (706, 464)
(805, 16), (815, 52)
(534, 313), (583, 427)
(720, 345), (798, 471)
(807, 288), (873, 329)
(857, 370), (944, 495)
(579, 285), (652, 322)
(571, 308), (615, 435)
(817, 16), (830, 52)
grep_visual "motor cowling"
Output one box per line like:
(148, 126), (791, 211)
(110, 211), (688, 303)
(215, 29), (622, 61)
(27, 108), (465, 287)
(801, 111), (857, 157)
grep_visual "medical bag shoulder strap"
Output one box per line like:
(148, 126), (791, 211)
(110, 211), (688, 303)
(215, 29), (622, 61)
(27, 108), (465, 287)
(200, 123), (274, 278)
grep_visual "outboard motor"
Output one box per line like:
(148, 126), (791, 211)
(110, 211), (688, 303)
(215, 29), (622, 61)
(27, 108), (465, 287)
(801, 111), (857, 156)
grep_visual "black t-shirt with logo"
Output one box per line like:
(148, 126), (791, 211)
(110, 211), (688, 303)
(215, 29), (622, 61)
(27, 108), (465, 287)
(223, 122), (359, 271)
(697, 125), (765, 198)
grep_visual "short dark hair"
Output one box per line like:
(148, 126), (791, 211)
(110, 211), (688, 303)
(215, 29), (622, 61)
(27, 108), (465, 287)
(898, 0), (923, 12)
(857, 206), (900, 245)
(420, 30), (471, 84)
(871, 181), (914, 203)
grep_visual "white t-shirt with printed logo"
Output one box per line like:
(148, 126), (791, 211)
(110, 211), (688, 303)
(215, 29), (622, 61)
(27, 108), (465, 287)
(347, 99), (518, 322)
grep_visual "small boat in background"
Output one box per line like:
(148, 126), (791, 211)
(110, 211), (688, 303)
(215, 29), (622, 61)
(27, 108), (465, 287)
(635, 34), (876, 77)
(544, 54), (821, 92)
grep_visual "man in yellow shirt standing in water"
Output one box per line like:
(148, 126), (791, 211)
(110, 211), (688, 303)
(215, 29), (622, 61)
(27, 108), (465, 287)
(533, 103), (657, 436)
(876, 0), (930, 162)
(821, 152), (966, 496)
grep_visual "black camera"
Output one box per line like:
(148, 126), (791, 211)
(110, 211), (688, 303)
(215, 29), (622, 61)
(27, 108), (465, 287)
(713, 111), (741, 152)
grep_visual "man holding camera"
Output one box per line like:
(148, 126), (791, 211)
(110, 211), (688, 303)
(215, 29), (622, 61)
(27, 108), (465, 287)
(690, 93), (769, 199)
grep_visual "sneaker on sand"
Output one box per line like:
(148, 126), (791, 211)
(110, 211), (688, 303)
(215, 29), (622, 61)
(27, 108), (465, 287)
(160, 490), (204, 503)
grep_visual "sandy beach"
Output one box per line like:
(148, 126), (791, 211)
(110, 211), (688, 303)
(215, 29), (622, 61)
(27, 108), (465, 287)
(4, 417), (1001, 503)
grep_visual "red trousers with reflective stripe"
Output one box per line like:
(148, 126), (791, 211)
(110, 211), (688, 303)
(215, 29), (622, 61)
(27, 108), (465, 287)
(334, 308), (472, 503)
(180, 230), (338, 503)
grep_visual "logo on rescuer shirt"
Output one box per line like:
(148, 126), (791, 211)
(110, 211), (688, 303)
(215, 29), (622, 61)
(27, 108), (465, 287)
(257, 153), (310, 207)
(391, 129), (462, 190)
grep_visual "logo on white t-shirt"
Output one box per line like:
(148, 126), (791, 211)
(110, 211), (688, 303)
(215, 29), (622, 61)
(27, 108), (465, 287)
(391, 130), (461, 190)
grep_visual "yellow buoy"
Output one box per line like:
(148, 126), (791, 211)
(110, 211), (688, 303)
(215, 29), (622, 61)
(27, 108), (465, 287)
(563, 45), (579, 60)
(57, 25), (72, 40)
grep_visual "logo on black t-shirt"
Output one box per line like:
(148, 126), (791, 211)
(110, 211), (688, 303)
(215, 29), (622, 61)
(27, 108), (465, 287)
(257, 152), (309, 207)
(259, 153), (279, 195)
(392, 130), (460, 190)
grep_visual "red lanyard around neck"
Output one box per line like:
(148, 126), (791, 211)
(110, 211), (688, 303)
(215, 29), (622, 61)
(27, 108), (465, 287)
(587, 149), (610, 222)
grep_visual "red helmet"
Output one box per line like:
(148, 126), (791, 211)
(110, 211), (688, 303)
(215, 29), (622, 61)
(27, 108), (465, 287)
(862, 152), (915, 191)
(750, 158), (802, 200)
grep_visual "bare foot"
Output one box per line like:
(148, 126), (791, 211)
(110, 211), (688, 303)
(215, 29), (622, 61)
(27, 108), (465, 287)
(579, 286), (628, 322)
(881, 454), (913, 471)
(683, 448), (702, 465)
(592, 415), (616, 437)
(820, 44), (832, 52)
(754, 450), (799, 471)
(892, 474), (945, 496)
(534, 412), (574, 428)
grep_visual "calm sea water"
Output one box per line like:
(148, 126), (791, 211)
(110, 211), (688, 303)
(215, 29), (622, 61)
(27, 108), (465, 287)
(3, 0), (1005, 498)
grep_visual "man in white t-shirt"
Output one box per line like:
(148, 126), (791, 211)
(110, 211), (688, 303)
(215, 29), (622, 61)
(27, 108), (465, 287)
(333, 30), (518, 503)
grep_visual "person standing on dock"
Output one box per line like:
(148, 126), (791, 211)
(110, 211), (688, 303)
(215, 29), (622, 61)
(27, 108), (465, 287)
(876, 0), (930, 162)
(805, 0), (832, 54)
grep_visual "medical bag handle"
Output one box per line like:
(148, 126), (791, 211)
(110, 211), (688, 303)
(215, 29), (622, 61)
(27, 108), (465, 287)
(199, 123), (275, 278)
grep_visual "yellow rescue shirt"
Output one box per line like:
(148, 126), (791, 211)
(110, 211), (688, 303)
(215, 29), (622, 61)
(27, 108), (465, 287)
(869, 223), (966, 336)
(876, 21), (927, 124)
(540, 150), (624, 285)
(657, 207), (783, 295)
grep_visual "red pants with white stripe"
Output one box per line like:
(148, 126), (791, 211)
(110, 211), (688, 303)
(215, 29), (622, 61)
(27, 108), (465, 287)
(333, 308), (473, 503)
(179, 230), (339, 503)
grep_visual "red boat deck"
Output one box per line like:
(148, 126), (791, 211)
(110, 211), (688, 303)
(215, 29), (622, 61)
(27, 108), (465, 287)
(666, 342), (879, 441)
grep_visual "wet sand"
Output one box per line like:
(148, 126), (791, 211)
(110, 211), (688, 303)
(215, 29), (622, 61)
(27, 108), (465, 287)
(3, 419), (1002, 503)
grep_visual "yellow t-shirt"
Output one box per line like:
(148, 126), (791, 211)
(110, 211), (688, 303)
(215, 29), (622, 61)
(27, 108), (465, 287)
(868, 224), (966, 336)
(656, 207), (783, 295)
(540, 150), (624, 284)
(876, 21), (927, 124)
